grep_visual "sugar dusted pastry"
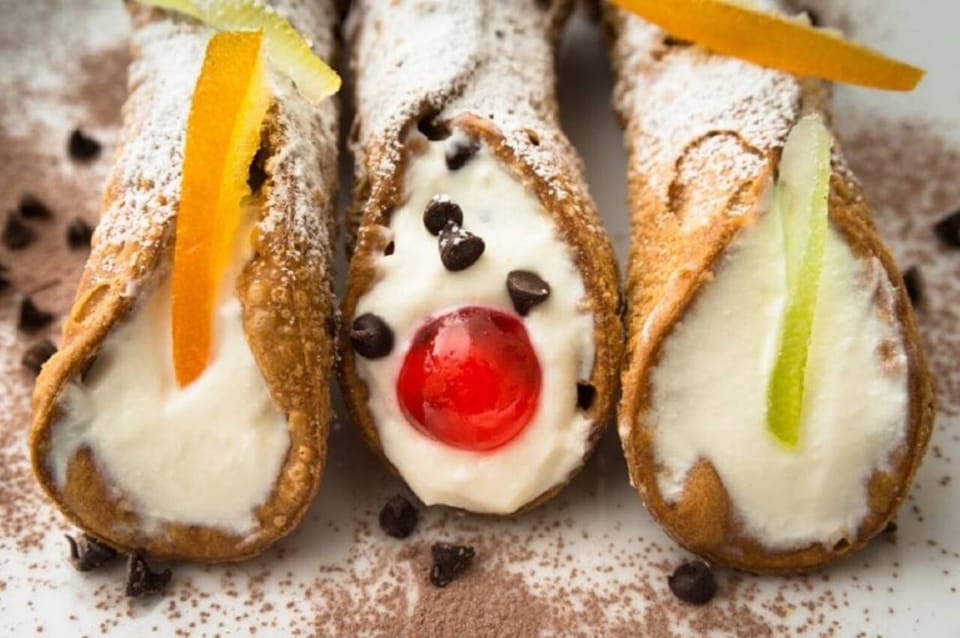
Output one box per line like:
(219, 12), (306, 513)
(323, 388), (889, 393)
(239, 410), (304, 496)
(605, 2), (935, 571)
(340, 0), (622, 515)
(29, 0), (339, 562)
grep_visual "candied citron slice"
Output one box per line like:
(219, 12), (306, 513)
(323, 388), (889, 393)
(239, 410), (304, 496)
(137, 0), (340, 103)
(171, 31), (270, 387)
(612, 0), (923, 91)
(765, 114), (832, 448)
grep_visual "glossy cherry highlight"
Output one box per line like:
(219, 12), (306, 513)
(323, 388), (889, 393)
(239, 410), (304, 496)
(396, 307), (541, 452)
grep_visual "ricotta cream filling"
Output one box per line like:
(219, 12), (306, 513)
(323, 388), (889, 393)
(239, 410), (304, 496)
(649, 206), (909, 549)
(355, 131), (596, 514)
(49, 228), (289, 535)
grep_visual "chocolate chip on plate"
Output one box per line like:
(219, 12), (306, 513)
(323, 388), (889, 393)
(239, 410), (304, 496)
(350, 313), (394, 359)
(2, 216), (36, 250)
(66, 217), (94, 250)
(902, 266), (923, 308)
(417, 111), (450, 142)
(883, 520), (898, 535)
(18, 194), (53, 221)
(65, 533), (118, 572)
(22, 339), (57, 375)
(430, 542), (475, 587)
(576, 383), (596, 411)
(668, 560), (717, 605)
(18, 297), (54, 332)
(439, 224), (485, 271)
(68, 128), (102, 161)
(933, 209), (960, 249)
(423, 196), (464, 236)
(445, 136), (480, 171)
(125, 553), (172, 598)
(378, 495), (419, 539)
(506, 270), (551, 316)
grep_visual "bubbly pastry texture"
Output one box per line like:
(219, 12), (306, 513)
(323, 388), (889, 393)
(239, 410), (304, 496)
(355, 133), (595, 514)
(48, 238), (289, 535)
(649, 206), (909, 549)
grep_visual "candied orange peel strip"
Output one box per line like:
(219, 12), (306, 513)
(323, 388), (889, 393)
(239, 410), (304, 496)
(612, 0), (924, 91)
(171, 30), (271, 387)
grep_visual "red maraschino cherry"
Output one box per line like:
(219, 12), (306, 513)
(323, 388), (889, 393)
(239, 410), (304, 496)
(396, 306), (541, 452)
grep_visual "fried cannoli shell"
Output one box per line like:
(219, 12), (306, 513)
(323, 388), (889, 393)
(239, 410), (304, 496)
(339, 0), (622, 514)
(604, 6), (935, 571)
(28, 2), (340, 562)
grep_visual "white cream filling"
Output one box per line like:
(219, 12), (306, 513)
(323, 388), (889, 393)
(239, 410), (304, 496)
(48, 237), (289, 535)
(355, 131), (595, 514)
(649, 206), (909, 549)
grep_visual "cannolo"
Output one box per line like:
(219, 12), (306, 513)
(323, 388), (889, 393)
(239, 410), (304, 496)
(29, 0), (340, 562)
(340, 0), (622, 515)
(605, 3), (935, 571)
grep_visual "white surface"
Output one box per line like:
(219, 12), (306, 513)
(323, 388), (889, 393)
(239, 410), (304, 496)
(1, 1), (959, 636)
(354, 133), (594, 514)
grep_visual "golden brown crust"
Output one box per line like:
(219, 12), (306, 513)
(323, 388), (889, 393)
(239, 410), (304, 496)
(28, 2), (339, 562)
(339, 0), (622, 515)
(604, 6), (935, 572)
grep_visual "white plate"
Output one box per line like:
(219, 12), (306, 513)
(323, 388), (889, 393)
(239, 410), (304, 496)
(1, 1), (958, 636)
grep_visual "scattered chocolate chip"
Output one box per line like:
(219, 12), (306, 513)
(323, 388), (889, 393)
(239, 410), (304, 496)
(417, 112), (450, 142)
(883, 521), (898, 535)
(439, 224), (485, 271)
(18, 297), (54, 332)
(445, 136), (480, 171)
(65, 533), (118, 572)
(933, 209), (960, 248)
(799, 6), (822, 26)
(383, 241), (395, 256)
(663, 35), (693, 47)
(21, 339), (57, 375)
(902, 266), (923, 307)
(2, 216), (36, 250)
(66, 217), (94, 250)
(350, 313), (394, 359)
(0, 264), (9, 293)
(430, 542), (475, 587)
(576, 383), (596, 411)
(668, 560), (717, 605)
(506, 270), (551, 316)
(18, 194), (53, 220)
(248, 145), (268, 193)
(423, 196), (464, 236)
(125, 553), (171, 597)
(68, 128), (102, 161)
(378, 495), (418, 539)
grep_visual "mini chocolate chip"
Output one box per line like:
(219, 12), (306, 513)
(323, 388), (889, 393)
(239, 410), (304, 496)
(0, 275), (9, 293)
(378, 495), (418, 539)
(668, 560), (717, 605)
(66, 218), (94, 250)
(933, 209), (960, 248)
(125, 553), (171, 597)
(423, 196), (463, 236)
(663, 35), (693, 47)
(350, 313), (394, 359)
(439, 224), (485, 271)
(506, 270), (551, 316)
(2, 216), (36, 250)
(22, 339), (57, 375)
(65, 533), (118, 572)
(445, 136), (480, 171)
(576, 383), (596, 411)
(18, 297), (54, 332)
(18, 194), (53, 220)
(800, 6), (822, 26)
(383, 241), (395, 256)
(902, 266), (923, 308)
(68, 128), (102, 161)
(430, 542), (475, 587)
(883, 521), (898, 535)
(417, 112), (450, 141)
(248, 145), (268, 193)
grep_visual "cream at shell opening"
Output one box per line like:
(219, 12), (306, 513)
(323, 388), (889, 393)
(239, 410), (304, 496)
(354, 131), (596, 514)
(648, 205), (909, 550)
(46, 230), (289, 536)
